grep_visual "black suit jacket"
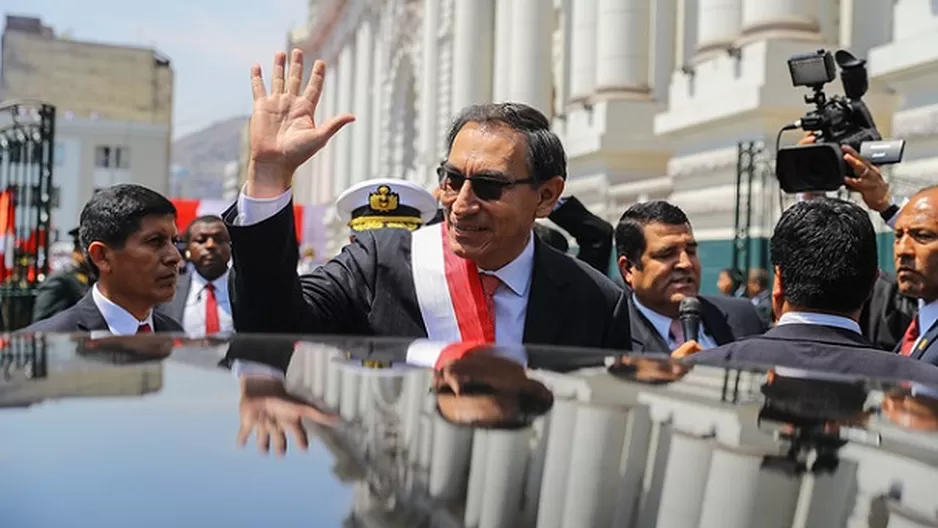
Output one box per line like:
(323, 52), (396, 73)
(21, 292), (183, 333)
(629, 295), (766, 353)
(548, 196), (614, 274)
(861, 273), (917, 351)
(691, 323), (938, 386)
(224, 202), (631, 350)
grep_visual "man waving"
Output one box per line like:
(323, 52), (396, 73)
(223, 50), (630, 349)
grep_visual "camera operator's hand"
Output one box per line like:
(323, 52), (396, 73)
(841, 144), (891, 213)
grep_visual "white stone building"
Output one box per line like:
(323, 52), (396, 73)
(288, 0), (936, 291)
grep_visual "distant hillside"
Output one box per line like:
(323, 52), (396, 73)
(170, 116), (248, 198)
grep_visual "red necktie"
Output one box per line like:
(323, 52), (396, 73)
(899, 317), (921, 356)
(204, 283), (220, 335)
(479, 274), (501, 341)
(137, 323), (152, 334)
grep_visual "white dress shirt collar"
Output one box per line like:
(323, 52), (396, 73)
(775, 311), (862, 334)
(478, 231), (535, 297)
(91, 283), (154, 336)
(190, 268), (230, 297)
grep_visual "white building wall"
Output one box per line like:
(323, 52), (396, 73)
(52, 116), (170, 237)
(290, 0), (934, 282)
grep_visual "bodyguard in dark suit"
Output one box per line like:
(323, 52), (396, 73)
(690, 198), (938, 386)
(892, 186), (938, 366)
(157, 215), (233, 336)
(24, 185), (184, 335)
(226, 50), (630, 350)
(613, 201), (765, 354)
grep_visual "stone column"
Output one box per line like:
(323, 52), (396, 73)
(535, 399), (578, 528)
(477, 429), (532, 528)
(508, 0), (554, 113)
(451, 0), (495, 114)
(419, 0), (440, 186)
(339, 367), (361, 421)
(351, 21), (374, 184)
(428, 415), (474, 500)
(696, 0), (743, 55)
(492, 0), (514, 102)
(319, 53), (339, 203)
(654, 430), (714, 526)
(741, 0), (820, 42)
(334, 41), (356, 194)
(370, 19), (387, 179)
(567, 0), (597, 102)
(560, 404), (630, 528)
(595, 0), (652, 98)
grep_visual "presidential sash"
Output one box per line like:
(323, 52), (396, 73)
(411, 222), (495, 343)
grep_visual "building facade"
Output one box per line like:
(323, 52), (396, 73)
(1, 15), (173, 239)
(289, 0), (936, 291)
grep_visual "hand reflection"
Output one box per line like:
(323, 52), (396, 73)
(237, 376), (338, 456)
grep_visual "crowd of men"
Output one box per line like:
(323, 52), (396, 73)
(18, 48), (938, 389)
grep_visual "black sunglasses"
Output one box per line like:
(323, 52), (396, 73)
(436, 166), (536, 201)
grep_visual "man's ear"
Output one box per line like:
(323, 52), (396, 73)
(617, 255), (634, 286)
(771, 265), (784, 318)
(534, 176), (565, 218)
(87, 241), (112, 275)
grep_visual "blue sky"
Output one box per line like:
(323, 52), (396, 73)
(5, 0), (308, 138)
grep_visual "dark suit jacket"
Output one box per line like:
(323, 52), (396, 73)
(21, 292), (184, 333)
(629, 295), (766, 353)
(690, 323), (938, 386)
(861, 273), (917, 351)
(224, 202), (631, 350)
(548, 196), (614, 274)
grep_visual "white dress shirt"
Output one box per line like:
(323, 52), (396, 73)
(236, 187), (535, 344)
(91, 283), (154, 336)
(183, 267), (234, 337)
(632, 295), (719, 350)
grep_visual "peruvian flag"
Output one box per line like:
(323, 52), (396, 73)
(169, 198), (306, 244)
(0, 188), (15, 282)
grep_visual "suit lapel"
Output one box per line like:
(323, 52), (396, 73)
(699, 297), (735, 345)
(911, 318), (938, 361)
(628, 299), (671, 353)
(523, 240), (570, 344)
(74, 293), (109, 332)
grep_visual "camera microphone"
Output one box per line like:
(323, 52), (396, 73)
(679, 297), (702, 343)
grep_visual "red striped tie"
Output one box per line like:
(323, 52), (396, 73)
(899, 318), (920, 356)
(137, 323), (152, 334)
(479, 274), (501, 340)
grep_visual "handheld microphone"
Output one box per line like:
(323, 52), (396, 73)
(679, 297), (702, 343)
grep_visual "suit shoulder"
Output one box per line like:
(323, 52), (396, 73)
(548, 245), (621, 299)
(153, 311), (184, 332)
(22, 305), (79, 332)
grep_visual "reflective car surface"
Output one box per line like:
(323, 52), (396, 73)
(3, 333), (938, 527)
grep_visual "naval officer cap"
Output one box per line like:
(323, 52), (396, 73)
(335, 178), (438, 233)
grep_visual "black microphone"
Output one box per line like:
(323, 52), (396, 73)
(679, 297), (701, 343)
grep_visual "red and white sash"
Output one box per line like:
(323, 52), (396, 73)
(411, 222), (495, 343)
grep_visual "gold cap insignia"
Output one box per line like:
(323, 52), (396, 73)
(369, 185), (399, 213)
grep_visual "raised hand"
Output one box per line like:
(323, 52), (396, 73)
(247, 49), (355, 198)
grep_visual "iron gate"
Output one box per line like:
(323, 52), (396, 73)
(0, 101), (55, 331)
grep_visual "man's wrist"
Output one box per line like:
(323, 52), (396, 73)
(246, 158), (293, 199)
(865, 188), (892, 213)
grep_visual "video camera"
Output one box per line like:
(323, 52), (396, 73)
(775, 49), (905, 193)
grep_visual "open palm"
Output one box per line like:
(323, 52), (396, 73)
(249, 49), (355, 181)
